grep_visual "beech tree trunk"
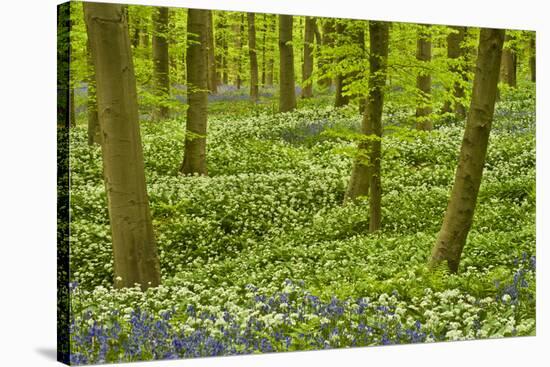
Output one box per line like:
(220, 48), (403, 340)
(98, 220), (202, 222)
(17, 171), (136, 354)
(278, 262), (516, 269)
(429, 28), (505, 273)
(500, 34), (517, 87)
(344, 21), (389, 221)
(279, 14), (296, 112)
(235, 14), (245, 89)
(442, 26), (467, 119)
(69, 84), (76, 127)
(248, 13), (259, 103)
(334, 22), (350, 107)
(206, 10), (217, 94)
(84, 2), (161, 289)
(214, 13), (225, 86)
(301, 17), (315, 98)
(85, 34), (100, 145)
(222, 18), (229, 85)
(152, 7), (170, 120)
(266, 15), (276, 86)
(261, 14), (267, 86)
(180, 9), (208, 175)
(415, 24), (432, 130)
(319, 19), (335, 88)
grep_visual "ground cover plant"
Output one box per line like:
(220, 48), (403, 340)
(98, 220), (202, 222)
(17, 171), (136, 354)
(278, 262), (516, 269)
(58, 2), (536, 365)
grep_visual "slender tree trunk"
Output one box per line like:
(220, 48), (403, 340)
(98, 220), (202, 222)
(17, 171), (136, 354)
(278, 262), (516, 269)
(85, 34), (100, 145)
(261, 14), (267, 86)
(529, 33), (536, 82)
(215, 13), (225, 86)
(344, 21), (389, 216)
(235, 14), (245, 89)
(69, 83), (76, 127)
(131, 16), (140, 49)
(334, 22), (350, 107)
(266, 15), (275, 86)
(442, 26), (467, 119)
(180, 9), (208, 175)
(278, 14), (296, 112)
(248, 13), (259, 102)
(301, 17), (315, 98)
(206, 10), (217, 94)
(84, 2), (161, 289)
(152, 7), (170, 120)
(222, 19), (229, 85)
(415, 24), (432, 130)
(500, 34), (517, 87)
(354, 24), (367, 114)
(69, 7), (76, 128)
(319, 19), (335, 88)
(429, 28), (505, 273)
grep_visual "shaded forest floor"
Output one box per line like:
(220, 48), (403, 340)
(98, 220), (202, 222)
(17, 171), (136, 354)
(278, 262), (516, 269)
(67, 87), (535, 364)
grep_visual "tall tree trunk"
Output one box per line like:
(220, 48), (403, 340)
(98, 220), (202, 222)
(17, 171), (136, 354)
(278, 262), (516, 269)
(152, 7), (170, 120)
(131, 15), (140, 49)
(266, 15), (276, 86)
(429, 28), (505, 273)
(529, 33), (536, 82)
(344, 21), (389, 213)
(442, 26), (467, 119)
(69, 83), (76, 127)
(278, 14), (296, 112)
(415, 24), (432, 130)
(222, 18), (229, 85)
(261, 14), (267, 86)
(85, 34), (100, 145)
(206, 10), (217, 94)
(84, 2), (161, 289)
(354, 24), (367, 114)
(235, 14), (245, 89)
(181, 9), (209, 175)
(319, 19), (335, 88)
(334, 22), (350, 107)
(367, 21), (389, 232)
(215, 12), (225, 86)
(301, 17), (315, 98)
(248, 13), (259, 102)
(500, 34), (517, 87)
(69, 6), (76, 128)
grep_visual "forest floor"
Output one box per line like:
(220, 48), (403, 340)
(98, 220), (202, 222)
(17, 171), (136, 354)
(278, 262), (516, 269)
(67, 87), (536, 364)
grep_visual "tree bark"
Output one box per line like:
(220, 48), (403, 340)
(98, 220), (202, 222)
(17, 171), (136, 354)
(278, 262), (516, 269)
(69, 83), (76, 127)
(206, 10), (217, 94)
(319, 19), (335, 88)
(85, 33), (100, 145)
(180, 9), (209, 175)
(266, 15), (276, 86)
(278, 14), (296, 112)
(301, 17), (315, 98)
(84, 2), (161, 289)
(500, 34), (517, 87)
(442, 26), (467, 119)
(214, 12), (225, 86)
(261, 14), (267, 86)
(344, 21), (389, 219)
(221, 16), (229, 85)
(429, 28), (505, 273)
(248, 13), (259, 103)
(334, 22), (350, 107)
(152, 7), (170, 120)
(235, 14), (245, 89)
(415, 24), (432, 130)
